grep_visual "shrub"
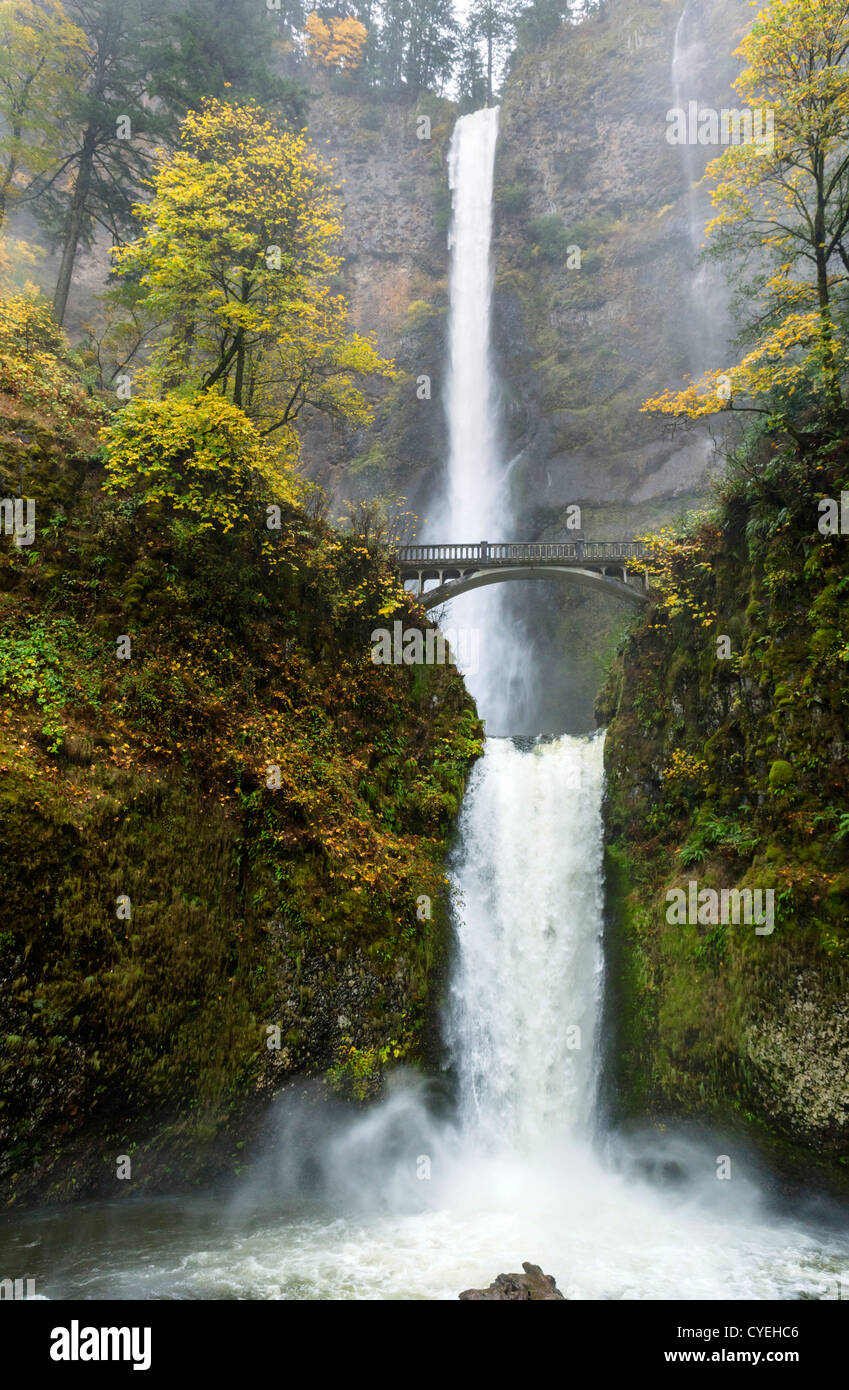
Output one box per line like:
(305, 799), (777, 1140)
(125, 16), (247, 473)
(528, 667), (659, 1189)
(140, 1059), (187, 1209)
(101, 395), (301, 532)
(529, 213), (572, 261)
(0, 290), (104, 430)
(495, 181), (530, 217)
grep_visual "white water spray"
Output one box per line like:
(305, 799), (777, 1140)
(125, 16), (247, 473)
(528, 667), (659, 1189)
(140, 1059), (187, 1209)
(427, 106), (532, 733)
(444, 106), (501, 536)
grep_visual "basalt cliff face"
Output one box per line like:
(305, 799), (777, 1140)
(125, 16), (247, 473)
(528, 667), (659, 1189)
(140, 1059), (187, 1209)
(490, 0), (751, 538)
(307, 0), (751, 524)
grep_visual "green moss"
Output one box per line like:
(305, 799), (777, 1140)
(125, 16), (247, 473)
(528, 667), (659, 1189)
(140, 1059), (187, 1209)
(768, 759), (794, 790)
(0, 357), (482, 1206)
(598, 433), (849, 1176)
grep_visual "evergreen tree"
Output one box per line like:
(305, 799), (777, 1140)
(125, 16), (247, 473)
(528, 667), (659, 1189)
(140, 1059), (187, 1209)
(465, 0), (514, 105)
(369, 0), (456, 96)
(32, 0), (310, 326)
(513, 0), (571, 54)
(32, 0), (159, 325)
(147, 0), (309, 123)
(456, 18), (487, 112)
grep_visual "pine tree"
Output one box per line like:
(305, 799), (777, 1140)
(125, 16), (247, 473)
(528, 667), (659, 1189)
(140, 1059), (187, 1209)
(370, 0), (456, 96)
(465, 0), (516, 105)
(147, 0), (309, 122)
(32, 0), (160, 325)
(31, 0), (311, 326)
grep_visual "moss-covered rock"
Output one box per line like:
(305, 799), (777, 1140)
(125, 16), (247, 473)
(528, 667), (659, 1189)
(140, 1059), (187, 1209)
(0, 368), (482, 1207)
(598, 431), (849, 1180)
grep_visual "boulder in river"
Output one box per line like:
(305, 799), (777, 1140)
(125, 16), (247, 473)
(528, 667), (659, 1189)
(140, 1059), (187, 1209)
(459, 1262), (566, 1300)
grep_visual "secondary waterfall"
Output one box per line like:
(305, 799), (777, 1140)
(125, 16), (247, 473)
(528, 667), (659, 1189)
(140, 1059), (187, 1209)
(670, 0), (729, 374)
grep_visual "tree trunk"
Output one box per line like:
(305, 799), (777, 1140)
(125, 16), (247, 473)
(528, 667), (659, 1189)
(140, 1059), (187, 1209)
(53, 126), (97, 326)
(0, 158), (17, 234)
(233, 330), (245, 408)
(814, 166), (844, 415)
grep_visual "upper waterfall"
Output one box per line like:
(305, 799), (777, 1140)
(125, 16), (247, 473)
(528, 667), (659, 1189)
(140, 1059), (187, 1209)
(429, 104), (535, 735)
(442, 104), (502, 540)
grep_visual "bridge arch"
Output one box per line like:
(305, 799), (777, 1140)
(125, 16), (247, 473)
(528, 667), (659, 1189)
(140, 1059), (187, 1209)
(411, 564), (648, 610)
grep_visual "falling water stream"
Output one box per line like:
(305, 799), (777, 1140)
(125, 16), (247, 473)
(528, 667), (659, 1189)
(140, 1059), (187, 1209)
(2, 106), (849, 1301)
(671, 0), (730, 374)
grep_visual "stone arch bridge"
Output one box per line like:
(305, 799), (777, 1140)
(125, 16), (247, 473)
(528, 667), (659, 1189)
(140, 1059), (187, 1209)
(397, 541), (650, 609)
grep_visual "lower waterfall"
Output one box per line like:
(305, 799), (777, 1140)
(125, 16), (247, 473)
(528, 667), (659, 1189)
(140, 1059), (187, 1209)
(7, 732), (849, 1300)
(448, 734), (605, 1150)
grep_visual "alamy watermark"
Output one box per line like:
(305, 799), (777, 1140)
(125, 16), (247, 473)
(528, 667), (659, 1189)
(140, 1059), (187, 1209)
(0, 497), (35, 546)
(666, 102), (774, 149)
(50, 1321), (151, 1371)
(818, 492), (849, 534)
(371, 622), (480, 676)
(666, 880), (775, 936)
(0, 1275), (36, 1299)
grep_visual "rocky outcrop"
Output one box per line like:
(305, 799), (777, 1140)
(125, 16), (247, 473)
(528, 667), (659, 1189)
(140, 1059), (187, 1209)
(459, 1262), (566, 1300)
(295, 81), (455, 513)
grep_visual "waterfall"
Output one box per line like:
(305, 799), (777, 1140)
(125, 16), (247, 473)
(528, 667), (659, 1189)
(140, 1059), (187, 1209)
(670, 0), (729, 375)
(428, 105), (532, 734)
(8, 105), (849, 1306)
(444, 106), (501, 537)
(438, 113), (604, 1156)
(447, 733), (606, 1150)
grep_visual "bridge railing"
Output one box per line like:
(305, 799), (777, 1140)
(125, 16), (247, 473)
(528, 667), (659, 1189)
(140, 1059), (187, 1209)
(398, 540), (646, 564)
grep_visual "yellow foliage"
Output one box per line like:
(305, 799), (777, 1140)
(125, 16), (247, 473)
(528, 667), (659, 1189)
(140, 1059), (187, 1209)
(101, 395), (302, 531)
(112, 99), (394, 445)
(662, 749), (709, 784)
(304, 12), (367, 70)
(0, 287), (105, 430)
(643, 0), (849, 424)
(0, 0), (90, 226)
(639, 526), (718, 628)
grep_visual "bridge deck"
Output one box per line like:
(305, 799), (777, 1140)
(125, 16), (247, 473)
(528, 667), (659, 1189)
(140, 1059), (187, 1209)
(398, 540), (645, 567)
(397, 540), (650, 608)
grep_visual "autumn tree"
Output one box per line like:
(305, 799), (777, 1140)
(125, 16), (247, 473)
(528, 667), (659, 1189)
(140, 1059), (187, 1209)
(643, 0), (849, 434)
(304, 11), (367, 69)
(113, 99), (393, 458)
(0, 0), (89, 231)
